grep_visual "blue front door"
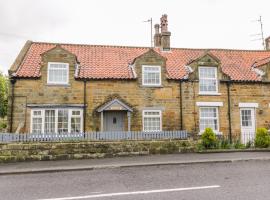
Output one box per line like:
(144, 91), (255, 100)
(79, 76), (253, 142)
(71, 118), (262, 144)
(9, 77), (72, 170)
(104, 111), (125, 131)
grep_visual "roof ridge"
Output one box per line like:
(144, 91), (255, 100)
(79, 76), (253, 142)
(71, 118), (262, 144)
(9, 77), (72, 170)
(254, 55), (270, 62)
(32, 41), (150, 49)
(32, 41), (270, 52)
(170, 47), (270, 52)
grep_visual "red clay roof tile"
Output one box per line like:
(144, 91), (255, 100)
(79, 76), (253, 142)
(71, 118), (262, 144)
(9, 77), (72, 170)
(14, 42), (270, 81)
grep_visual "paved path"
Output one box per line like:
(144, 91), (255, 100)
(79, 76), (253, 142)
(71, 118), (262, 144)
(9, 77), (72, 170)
(0, 159), (270, 200)
(0, 152), (270, 174)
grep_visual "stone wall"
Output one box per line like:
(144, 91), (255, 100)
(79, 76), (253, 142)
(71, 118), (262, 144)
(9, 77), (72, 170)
(87, 49), (181, 131)
(7, 46), (85, 133)
(7, 46), (270, 139)
(8, 48), (182, 133)
(182, 81), (270, 139)
(229, 83), (270, 137)
(0, 140), (194, 163)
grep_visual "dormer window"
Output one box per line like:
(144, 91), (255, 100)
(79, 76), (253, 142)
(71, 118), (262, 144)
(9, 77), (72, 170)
(47, 62), (69, 85)
(199, 66), (218, 94)
(142, 65), (161, 86)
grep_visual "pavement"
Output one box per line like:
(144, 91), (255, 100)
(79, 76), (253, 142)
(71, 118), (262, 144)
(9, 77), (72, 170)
(0, 152), (270, 175)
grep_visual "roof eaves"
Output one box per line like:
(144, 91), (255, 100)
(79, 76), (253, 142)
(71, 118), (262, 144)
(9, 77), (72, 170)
(252, 56), (270, 68)
(97, 99), (133, 112)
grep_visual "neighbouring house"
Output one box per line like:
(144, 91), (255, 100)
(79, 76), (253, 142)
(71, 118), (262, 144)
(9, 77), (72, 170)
(7, 14), (270, 141)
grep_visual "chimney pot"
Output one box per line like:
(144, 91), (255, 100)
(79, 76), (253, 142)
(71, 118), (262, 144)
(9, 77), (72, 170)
(154, 24), (161, 47)
(160, 14), (171, 50)
(160, 14), (168, 33)
(266, 36), (270, 50)
(154, 24), (160, 34)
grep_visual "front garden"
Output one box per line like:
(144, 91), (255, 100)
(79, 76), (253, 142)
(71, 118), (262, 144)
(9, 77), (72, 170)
(197, 127), (270, 151)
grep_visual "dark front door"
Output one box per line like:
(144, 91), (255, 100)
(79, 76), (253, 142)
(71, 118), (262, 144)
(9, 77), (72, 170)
(104, 111), (125, 131)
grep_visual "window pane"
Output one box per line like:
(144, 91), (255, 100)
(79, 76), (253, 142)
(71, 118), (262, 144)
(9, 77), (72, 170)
(71, 117), (81, 133)
(44, 110), (55, 133)
(200, 107), (218, 132)
(31, 108), (83, 134)
(32, 117), (42, 133)
(199, 67), (217, 92)
(241, 110), (252, 127)
(48, 63), (68, 84)
(143, 66), (161, 85)
(58, 110), (69, 133)
(144, 115), (161, 131)
(72, 111), (80, 116)
(33, 111), (41, 116)
(199, 79), (217, 92)
(144, 111), (160, 116)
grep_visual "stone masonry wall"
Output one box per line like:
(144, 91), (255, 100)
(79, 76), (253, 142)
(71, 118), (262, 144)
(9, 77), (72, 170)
(8, 47), (270, 139)
(7, 46), (85, 133)
(8, 48), (181, 133)
(182, 81), (270, 139)
(86, 49), (181, 131)
(0, 140), (194, 163)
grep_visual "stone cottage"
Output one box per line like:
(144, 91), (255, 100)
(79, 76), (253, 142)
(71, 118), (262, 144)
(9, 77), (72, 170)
(7, 14), (270, 142)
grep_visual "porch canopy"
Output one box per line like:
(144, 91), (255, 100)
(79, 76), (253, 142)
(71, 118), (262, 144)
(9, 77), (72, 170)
(97, 99), (133, 131)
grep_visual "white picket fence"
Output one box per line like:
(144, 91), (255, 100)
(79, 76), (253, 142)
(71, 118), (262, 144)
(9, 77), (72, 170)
(0, 130), (188, 143)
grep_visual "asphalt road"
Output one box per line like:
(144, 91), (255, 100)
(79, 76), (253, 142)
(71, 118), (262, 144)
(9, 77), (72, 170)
(0, 160), (270, 200)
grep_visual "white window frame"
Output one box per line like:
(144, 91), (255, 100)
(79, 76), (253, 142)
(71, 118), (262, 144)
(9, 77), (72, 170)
(198, 66), (218, 95)
(70, 110), (84, 133)
(199, 107), (220, 134)
(142, 110), (162, 132)
(30, 110), (44, 134)
(30, 108), (83, 133)
(47, 62), (69, 85)
(142, 65), (162, 86)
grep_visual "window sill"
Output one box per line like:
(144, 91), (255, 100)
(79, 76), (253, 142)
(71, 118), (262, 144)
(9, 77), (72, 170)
(141, 85), (163, 88)
(198, 92), (221, 96)
(46, 83), (71, 87)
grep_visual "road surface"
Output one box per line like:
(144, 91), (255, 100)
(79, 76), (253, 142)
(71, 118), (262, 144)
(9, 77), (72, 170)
(0, 160), (269, 200)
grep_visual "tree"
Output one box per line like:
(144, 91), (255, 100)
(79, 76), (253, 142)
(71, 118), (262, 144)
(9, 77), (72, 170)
(0, 71), (8, 118)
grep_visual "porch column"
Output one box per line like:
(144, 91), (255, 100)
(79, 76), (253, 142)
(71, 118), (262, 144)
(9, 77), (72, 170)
(127, 111), (131, 131)
(101, 111), (104, 132)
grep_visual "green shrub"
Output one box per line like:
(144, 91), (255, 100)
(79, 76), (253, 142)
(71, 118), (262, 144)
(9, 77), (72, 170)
(196, 142), (205, 151)
(0, 121), (7, 131)
(201, 128), (217, 149)
(220, 138), (231, 149)
(255, 128), (270, 148)
(234, 140), (245, 149)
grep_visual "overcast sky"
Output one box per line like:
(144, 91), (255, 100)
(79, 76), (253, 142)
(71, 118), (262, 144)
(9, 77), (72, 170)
(0, 0), (269, 74)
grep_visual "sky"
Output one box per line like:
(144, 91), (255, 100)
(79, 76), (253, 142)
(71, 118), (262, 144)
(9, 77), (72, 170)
(0, 0), (269, 74)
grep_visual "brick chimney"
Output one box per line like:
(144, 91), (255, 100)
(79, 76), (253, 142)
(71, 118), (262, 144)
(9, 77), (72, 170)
(160, 14), (171, 50)
(266, 36), (270, 50)
(154, 24), (161, 47)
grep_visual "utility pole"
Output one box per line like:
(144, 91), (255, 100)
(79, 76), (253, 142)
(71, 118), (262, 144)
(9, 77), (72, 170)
(251, 16), (265, 49)
(143, 18), (153, 47)
(259, 16), (266, 49)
